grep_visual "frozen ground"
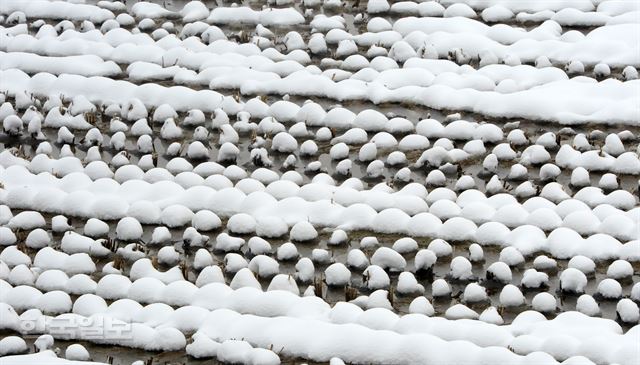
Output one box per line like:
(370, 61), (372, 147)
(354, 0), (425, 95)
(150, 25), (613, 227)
(0, 0), (639, 364)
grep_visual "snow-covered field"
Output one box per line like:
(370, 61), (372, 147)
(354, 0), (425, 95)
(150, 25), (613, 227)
(0, 0), (639, 364)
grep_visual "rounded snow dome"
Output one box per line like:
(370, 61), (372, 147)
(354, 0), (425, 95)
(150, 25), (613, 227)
(607, 260), (633, 280)
(289, 221), (318, 241)
(617, 299), (639, 323)
(9, 211), (46, 230)
(392, 237), (418, 254)
(127, 201), (162, 225)
(556, 199), (591, 219)
(499, 247), (525, 266)
(367, 17), (392, 32)
(96, 274), (132, 300)
(499, 284), (525, 307)
(450, 256), (473, 280)
(25, 229), (51, 249)
(531, 292), (556, 313)
(227, 213), (257, 235)
(256, 217), (288, 238)
(371, 247), (406, 272)
(84, 218), (109, 238)
(486, 262), (512, 283)
(192, 210), (222, 231)
(568, 255), (596, 275)
(463, 283), (488, 303)
(475, 221), (510, 246)
(576, 294), (600, 316)
(563, 210), (600, 235)
(559, 268), (588, 293)
(115, 217), (143, 241)
(432, 278), (451, 297)
(481, 5), (514, 22)
(597, 278), (622, 299)
(37, 290), (72, 314)
(439, 217), (477, 241)
(427, 239), (452, 257)
(492, 204), (529, 228)
(526, 208), (561, 231)
(65, 343), (91, 361)
(325, 263), (351, 286)
(443, 3), (477, 18)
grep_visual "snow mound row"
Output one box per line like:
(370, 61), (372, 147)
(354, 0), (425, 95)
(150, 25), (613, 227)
(2, 351), (109, 365)
(207, 7), (305, 26)
(1, 69), (231, 114)
(0, 302), (186, 352)
(556, 145), (640, 173)
(0, 0), (115, 23)
(241, 73), (640, 125)
(1, 292), (637, 365)
(1, 65), (639, 126)
(1, 165), (638, 261)
(2, 159), (636, 224)
(438, 0), (596, 13)
(0, 52), (122, 78)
